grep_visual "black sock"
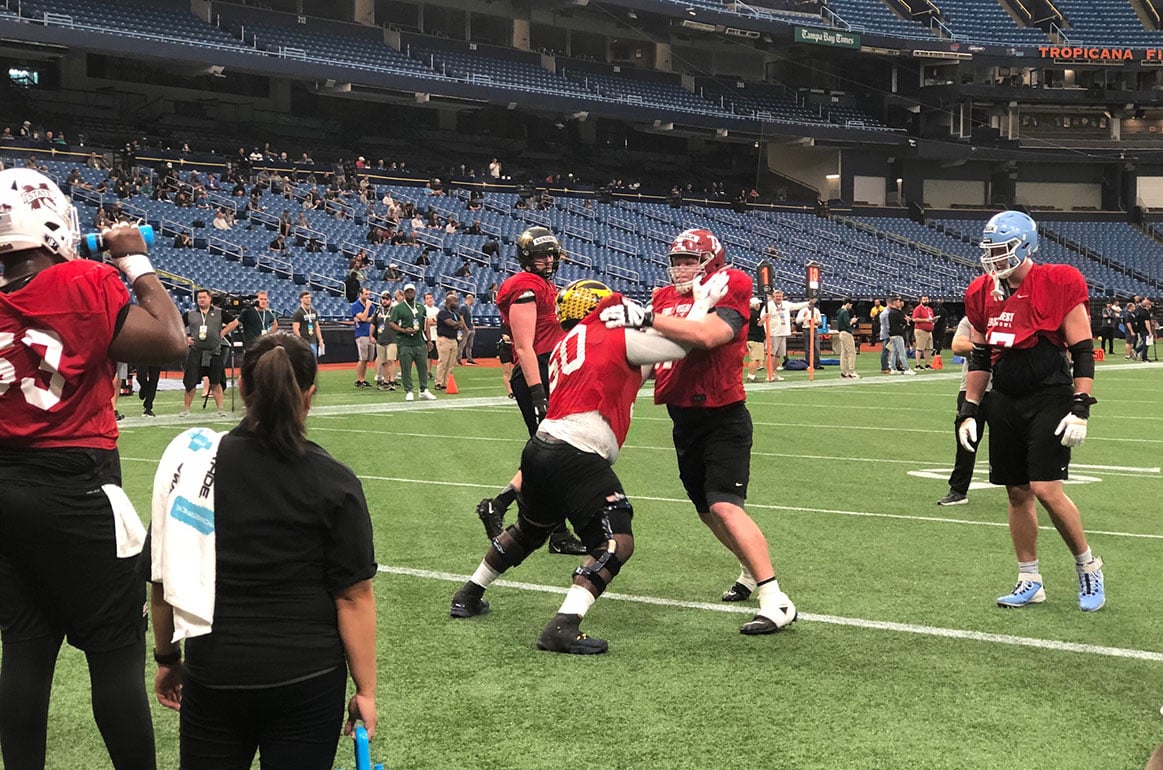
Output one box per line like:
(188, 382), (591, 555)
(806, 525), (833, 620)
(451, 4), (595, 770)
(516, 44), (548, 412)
(85, 641), (157, 770)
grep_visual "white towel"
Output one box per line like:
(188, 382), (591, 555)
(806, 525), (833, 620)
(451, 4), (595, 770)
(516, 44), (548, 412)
(150, 427), (225, 643)
(102, 483), (146, 558)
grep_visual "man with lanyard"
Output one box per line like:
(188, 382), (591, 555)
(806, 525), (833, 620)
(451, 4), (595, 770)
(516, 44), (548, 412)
(834, 298), (859, 379)
(351, 286), (375, 388)
(389, 284), (436, 402)
(238, 289), (278, 352)
(475, 227), (586, 556)
(458, 292), (477, 365)
(290, 290), (323, 357)
(180, 289), (239, 418)
(372, 290), (398, 391)
(956, 210), (1104, 611)
(761, 289), (807, 375)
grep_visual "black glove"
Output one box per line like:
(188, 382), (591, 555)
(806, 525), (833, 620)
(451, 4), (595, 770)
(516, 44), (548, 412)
(530, 383), (548, 423)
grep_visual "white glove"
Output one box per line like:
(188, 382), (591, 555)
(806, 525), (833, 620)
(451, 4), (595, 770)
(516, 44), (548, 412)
(957, 417), (978, 453)
(690, 271), (730, 319)
(601, 299), (653, 329)
(1054, 414), (1088, 447)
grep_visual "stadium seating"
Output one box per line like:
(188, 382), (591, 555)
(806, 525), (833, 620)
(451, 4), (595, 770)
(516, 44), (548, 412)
(1051, 0), (1162, 46)
(14, 0), (251, 51)
(933, 0), (1049, 46)
(820, 0), (937, 39)
(240, 23), (443, 78)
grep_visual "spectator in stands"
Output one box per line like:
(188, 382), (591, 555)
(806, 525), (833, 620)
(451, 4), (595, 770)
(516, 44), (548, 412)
(349, 250), (371, 280)
(912, 295), (937, 369)
(1099, 301), (1117, 355)
(269, 234), (286, 252)
(212, 209), (232, 231)
(18, 119), (31, 137)
(305, 236), (323, 253)
(389, 284), (436, 401)
(484, 282), (498, 305)
(467, 198), (481, 213)
(179, 289), (239, 418)
(410, 213), (426, 230)
(453, 260), (472, 278)
(172, 231), (193, 249)
(291, 291), (324, 358)
(444, 218), (459, 235)
(383, 263), (402, 281)
(415, 249), (431, 267)
(466, 219), (482, 235)
(482, 239), (499, 259)
(1, 127), (11, 139)
(458, 293), (476, 365)
(433, 292), (463, 391)
(489, 158), (502, 180)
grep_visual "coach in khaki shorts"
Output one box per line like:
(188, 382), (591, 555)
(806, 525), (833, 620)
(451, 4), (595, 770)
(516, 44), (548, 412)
(351, 286), (376, 387)
(373, 290), (399, 391)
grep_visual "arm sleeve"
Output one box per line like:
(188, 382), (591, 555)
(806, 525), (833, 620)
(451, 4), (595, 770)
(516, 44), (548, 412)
(624, 329), (691, 366)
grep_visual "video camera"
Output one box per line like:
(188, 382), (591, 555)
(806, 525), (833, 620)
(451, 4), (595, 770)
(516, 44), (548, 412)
(213, 292), (257, 311)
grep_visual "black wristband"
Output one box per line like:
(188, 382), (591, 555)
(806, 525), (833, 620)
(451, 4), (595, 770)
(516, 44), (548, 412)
(154, 648), (182, 665)
(1069, 393), (1097, 420)
(954, 399), (979, 426)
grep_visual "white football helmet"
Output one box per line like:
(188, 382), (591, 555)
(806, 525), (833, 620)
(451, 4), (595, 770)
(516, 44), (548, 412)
(0, 168), (80, 262)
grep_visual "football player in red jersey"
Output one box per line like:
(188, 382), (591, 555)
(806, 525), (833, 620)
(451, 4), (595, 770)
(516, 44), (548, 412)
(450, 278), (725, 653)
(601, 228), (797, 636)
(957, 210), (1105, 611)
(474, 227), (585, 555)
(0, 168), (186, 770)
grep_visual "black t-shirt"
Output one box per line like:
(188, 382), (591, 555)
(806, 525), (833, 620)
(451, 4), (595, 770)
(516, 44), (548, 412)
(747, 306), (765, 343)
(887, 307), (908, 338)
(182, 426), (376, 687)
(436, 307), (460, 339)
(1130, 306), (1150, 334)
(238, 307), (276, 346)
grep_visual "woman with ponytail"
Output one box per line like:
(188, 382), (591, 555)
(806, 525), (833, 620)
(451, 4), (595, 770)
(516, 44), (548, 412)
(150, 333), (378, 769)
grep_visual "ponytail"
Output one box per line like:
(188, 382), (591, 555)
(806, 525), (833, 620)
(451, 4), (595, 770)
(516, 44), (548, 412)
(240, 333), (316, 459)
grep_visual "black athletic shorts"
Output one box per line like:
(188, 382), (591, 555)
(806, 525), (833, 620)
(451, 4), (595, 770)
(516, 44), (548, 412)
(517, 437), (630, 549)
(510, 353), (552, 438)
(667, 401), (752, 512)
(183, 348), (226, 392)
(986, 386), (1073, 486)
(498, 340), (513, 365)
(0, 448), (147, 651)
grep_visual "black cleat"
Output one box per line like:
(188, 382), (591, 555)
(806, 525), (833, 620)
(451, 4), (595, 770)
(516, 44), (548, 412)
(548, 532), (587, 555)
(721, 582), (753, 602)
(536, 614), (608, 655)
(450, 586), (490, 619)
(476, 498), (505, 540)
(740, 606), (798, 636)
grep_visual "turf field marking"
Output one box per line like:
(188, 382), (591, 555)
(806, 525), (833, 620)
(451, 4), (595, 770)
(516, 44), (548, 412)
(379, 565), (1163, 663)
(115, 459), (1163, 539)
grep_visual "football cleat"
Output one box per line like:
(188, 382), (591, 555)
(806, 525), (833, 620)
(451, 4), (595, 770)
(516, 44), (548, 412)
(449, 585), (490, 619)
(721, 582), (753, 602)
(740, 599), (798, 635)
(1077, 557), (1105, 612)
(536, 614), (608, 655)
(476, 498), (505, 540)
(996, 573), (1045, 608)
(548, 532), (587, 555)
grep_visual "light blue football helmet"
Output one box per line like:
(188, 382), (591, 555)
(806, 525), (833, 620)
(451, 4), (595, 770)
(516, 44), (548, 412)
(979, 210), (1037, 279)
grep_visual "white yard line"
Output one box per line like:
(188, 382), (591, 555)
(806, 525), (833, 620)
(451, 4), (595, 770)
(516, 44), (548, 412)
(378, 565), (1163, 663)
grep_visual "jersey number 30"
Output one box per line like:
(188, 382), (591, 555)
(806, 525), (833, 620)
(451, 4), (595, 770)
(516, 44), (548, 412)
(0, 329), (67, 410)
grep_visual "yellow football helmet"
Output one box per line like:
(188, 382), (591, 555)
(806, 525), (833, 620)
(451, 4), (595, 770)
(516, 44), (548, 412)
(556, 279), (612, 326)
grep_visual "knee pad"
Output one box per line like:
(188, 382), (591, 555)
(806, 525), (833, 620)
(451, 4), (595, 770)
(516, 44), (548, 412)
(491, 520), (550, 570)
(573, 496), (633, 593)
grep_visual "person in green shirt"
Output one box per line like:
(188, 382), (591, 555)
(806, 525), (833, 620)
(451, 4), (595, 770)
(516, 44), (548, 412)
(835, 298), (859, 379)
(388, 284), (436, 401)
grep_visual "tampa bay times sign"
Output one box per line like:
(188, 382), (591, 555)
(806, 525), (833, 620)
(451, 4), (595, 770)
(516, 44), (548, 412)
(795, 27), (861, 49)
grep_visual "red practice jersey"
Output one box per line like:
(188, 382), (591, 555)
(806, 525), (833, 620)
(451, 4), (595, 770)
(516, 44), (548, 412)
(0, 259), (129, 450)
(964, 263), (1089, 359)
(652, 267), (751, 408)
(496, 270), (564, 355)
(546, 294), (642, 448)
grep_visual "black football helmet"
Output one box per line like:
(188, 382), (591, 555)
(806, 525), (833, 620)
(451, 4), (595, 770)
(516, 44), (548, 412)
(516, 226), (560, 279)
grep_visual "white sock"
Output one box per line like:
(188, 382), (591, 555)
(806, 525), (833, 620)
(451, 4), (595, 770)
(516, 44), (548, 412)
(736, 565), (757, 592)
(558, 585), (597, 618)
(470, 560), (502, 588)
(1073, 548), (1094, 568)
(757, 577), (786, 615)
(1018, 559), (1039, 575)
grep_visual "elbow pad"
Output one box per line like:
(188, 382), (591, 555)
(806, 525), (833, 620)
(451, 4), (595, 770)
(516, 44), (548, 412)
(967, 342), (993, 373)
(1067, 338), (1095, 380)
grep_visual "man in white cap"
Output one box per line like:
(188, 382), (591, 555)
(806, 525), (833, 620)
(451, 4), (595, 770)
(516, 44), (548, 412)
(388, 283), (436, 401)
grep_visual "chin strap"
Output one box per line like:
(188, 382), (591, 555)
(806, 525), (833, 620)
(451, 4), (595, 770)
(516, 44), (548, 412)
(990, 274), (1008, 302)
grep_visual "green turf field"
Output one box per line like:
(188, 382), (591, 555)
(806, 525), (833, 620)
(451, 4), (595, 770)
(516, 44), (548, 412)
(33, 353), (1163, 769)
